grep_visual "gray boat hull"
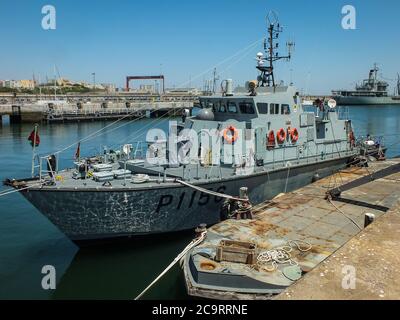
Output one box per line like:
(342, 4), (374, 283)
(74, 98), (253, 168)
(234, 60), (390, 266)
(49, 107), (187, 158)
(22, 157), (350, 242)
(334, 95), (400, 106)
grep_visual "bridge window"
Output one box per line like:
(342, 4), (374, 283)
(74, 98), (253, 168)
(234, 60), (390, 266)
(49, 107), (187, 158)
(281, 104), (291, 115)
(227, 102), (238, 113)
(218, 103), (227, 113)
(257, 103), (268, 114)
(239, 102), (255, 114)
(270, 103), (279, 114)
(200, 100), (213, 109)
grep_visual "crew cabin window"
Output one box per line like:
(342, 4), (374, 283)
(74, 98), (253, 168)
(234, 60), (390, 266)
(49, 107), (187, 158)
(218, 103), (227, 113)
(204, 101), (215, 112)
(270, 103), (280, 115)
(227, 102), (238, 113)
(257, 103), (268, 114)
(239, 102), (255, 114)
(281, 104), (291, 115)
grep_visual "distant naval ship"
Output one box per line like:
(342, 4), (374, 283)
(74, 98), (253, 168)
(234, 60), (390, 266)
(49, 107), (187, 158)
(5, 18), (360, 243)
(332, 64), (400, 105)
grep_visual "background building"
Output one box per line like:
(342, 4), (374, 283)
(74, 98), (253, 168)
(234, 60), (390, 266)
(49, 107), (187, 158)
(18, 80), (36, 89)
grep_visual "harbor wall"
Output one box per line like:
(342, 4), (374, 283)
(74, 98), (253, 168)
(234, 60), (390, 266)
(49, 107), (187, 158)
(0, 101), (194, 123)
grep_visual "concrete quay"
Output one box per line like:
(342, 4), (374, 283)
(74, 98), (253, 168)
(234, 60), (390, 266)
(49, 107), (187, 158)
(184, 159), (400, 300)
(276, 203), (400, 300)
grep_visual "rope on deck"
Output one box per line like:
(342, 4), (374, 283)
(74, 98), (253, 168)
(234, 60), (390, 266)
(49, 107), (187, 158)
(134, 230), (207, 300)
(327, 198), (362, 231)
(175, 179), (248, 202)
(257, 240), (313, 272)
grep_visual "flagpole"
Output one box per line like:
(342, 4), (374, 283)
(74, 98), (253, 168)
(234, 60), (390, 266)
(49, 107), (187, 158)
(31, 124), (38, 177)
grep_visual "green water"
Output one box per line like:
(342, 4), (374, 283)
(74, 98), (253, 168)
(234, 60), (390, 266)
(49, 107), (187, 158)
(0, 105), (399, 299)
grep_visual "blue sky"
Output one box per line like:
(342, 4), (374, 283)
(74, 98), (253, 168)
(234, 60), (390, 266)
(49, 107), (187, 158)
(0, 0), (399, 94)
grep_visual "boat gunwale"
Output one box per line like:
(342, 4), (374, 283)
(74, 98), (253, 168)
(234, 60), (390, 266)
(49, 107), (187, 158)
(19, 155), (354, 193)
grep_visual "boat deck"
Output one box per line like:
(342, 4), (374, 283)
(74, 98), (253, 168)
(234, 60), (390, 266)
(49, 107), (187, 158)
(184, 159), (400, 300)
(24, 149), (356, 191)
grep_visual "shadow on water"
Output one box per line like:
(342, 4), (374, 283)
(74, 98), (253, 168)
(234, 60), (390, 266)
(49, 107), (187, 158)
(52, 231), (194, 300)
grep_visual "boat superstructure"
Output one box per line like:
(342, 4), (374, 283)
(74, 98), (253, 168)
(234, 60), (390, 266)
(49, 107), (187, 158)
(332, 64), (400, 105)
(5, 16), (359, 243)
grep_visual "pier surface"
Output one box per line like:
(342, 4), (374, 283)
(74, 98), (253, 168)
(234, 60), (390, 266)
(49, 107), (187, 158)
(276, 204), (400, 300)
(185, 159), (400, 300)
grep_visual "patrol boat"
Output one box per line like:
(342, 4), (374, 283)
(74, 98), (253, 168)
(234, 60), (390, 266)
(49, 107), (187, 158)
(5, 20), (359, 243)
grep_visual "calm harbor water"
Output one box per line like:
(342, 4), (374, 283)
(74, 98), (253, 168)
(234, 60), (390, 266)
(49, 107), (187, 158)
(0, 105), (399, 299)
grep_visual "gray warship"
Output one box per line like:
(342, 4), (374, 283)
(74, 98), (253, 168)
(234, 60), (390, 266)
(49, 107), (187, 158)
(5, 20), (360, 243)
(332, 64), (400, 105)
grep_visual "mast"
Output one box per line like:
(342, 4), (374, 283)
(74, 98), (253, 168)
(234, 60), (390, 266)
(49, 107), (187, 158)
(212, 68), (219, 95)
(53, 65), (57, 101)
(397, 73), (400, 96)
(39, 74), (42, 98)
(31, 124), (38, 177)
(256, 12), (294, 88)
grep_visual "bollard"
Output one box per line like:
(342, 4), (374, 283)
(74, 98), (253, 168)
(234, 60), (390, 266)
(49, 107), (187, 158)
(195, 223), (207, 237)
(239, 187), (249, 200)
(312, 173), (320, 183)
(364, 213), (376, 228)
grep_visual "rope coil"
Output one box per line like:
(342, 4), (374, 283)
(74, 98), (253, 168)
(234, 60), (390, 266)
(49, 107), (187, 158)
(257, 240), (312, 272)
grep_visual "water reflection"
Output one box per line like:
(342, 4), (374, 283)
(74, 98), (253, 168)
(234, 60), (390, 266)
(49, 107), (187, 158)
(53, 232), (193, 300)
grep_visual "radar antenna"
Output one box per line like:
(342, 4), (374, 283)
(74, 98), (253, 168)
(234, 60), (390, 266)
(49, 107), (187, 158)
(256, 11), (294, 88)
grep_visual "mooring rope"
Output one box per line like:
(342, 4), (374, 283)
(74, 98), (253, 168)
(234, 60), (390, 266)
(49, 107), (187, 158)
(55, 109), (149, 155)
(134, 231), (207, 300)
(0, 183), (43, 198)
(119, 107), (177, 145)
(327, 198), (362, 231)
(175, 179), (248, 202)
(175, 38), (263, 88)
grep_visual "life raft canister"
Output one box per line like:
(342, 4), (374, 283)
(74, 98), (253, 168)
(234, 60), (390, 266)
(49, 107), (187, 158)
(290, 127), (299, 143)
(276, 128), (286, 144)
(223, 125), (239, 144)
(267, 130), (276, 149)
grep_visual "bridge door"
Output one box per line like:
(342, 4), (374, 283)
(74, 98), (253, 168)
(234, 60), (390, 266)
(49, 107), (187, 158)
(255, 127), (267, 164)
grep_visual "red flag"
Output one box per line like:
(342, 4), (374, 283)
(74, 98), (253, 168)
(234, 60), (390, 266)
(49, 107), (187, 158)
(28, 128), (40, 147)
(74, 142), (81, 159)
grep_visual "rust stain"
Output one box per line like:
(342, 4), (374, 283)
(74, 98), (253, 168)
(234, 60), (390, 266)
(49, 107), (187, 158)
(249, 220), (276, 234)
(276, 203), (292, 210)
(248, 220), (290, 236)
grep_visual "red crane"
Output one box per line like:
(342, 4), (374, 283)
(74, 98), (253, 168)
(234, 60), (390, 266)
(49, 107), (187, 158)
(126, 75), (165, 93)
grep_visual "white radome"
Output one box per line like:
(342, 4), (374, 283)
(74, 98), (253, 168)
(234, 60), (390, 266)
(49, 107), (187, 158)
(327, 99), (337, 109)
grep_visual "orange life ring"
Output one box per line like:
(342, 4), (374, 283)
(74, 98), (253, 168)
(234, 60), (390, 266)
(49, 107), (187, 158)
(223, 126), (239, 144)
(290, 128), (299, 143)
(266, 130), (276, 150)
(276, 128), (286, 144)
